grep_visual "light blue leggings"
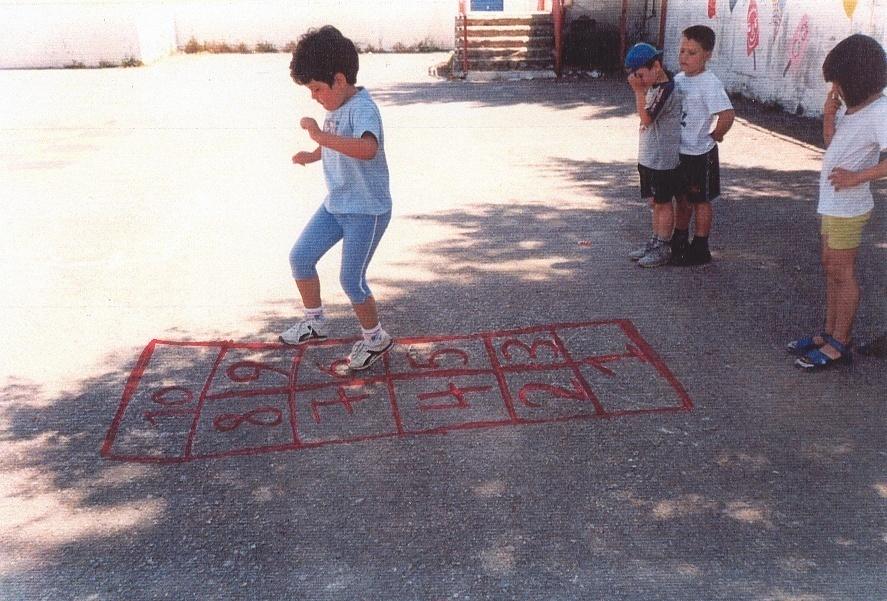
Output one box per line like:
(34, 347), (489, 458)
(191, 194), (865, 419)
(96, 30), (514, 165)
(289, 205), (391, 304)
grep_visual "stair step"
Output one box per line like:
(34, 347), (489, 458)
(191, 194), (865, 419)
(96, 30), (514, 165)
(458, 15), (553, 27)
(455, 57), (554, 71)
(456, 28), (553, 40)
(463, 37), (553, 48)
(457, 47), (552, 58)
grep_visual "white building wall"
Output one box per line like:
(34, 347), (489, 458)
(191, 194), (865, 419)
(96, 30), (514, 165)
(0, 3), (175, 69)
(171, 0), (455, 51)
(661, 0), (887, 116)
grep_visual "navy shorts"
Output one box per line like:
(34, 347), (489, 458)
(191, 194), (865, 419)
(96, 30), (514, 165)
(678, 145), (720, 204)
(638, 164), (681, 204)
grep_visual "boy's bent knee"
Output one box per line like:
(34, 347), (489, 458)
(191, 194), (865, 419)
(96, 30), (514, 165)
(340, 276), (371, 304)
(290, 249), (318, 280)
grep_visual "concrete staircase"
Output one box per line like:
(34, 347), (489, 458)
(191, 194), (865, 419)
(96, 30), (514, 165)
(453, 13), (555, 77)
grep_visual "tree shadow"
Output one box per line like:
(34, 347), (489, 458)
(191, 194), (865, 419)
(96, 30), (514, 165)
(730, 94), (825, 150)
(372, 76), (635, 120)
(2, 156), (886, 599)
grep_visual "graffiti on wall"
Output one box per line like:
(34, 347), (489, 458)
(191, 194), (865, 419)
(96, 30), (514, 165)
(667, 0), (885, 115)
(783, 13), (810, 76)
(747, 0), (760, 68)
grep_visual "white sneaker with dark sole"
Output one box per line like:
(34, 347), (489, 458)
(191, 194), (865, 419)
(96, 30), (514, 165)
(629, 236), (656, 261)
(637, 240), (672, 268)
(347, 333), (394, 371)
(279, 319), (329, 345)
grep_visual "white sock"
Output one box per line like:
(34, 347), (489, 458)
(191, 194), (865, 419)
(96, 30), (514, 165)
(361, 324), (385, 345)
(304, 306), (325, 321)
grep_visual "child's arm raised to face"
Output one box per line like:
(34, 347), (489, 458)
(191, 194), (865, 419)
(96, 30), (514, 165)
(823, 84), (841, 147)
(300, 117), (379, 161)
(710, 109), (735, 142)
(628, 73), (655, 127)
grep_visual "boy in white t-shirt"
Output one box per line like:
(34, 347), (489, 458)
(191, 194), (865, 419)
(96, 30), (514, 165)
(788, 34), (887, 370)
(672, 25), (735, 266)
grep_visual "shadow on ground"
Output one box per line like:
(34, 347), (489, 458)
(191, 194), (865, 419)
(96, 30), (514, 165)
(372, 76), (634, 120)
(2, 156), (885, 600)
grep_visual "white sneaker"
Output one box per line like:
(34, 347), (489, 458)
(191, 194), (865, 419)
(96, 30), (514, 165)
(637, 239), (672, 268)
(347, 332), (394, 371)
(629, 236), (656, 261)
(279, 318), (329, 345)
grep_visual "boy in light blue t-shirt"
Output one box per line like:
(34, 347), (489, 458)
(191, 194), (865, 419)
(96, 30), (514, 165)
(279, 25), (394, 371)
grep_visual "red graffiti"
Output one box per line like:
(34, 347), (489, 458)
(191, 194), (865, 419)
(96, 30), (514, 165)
(784, 14), (810, 76)
(708, 0), (717, 18)
(747, 0), (760, 57)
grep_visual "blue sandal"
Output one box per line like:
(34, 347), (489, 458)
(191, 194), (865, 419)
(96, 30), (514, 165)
(786, 333), (826, 355)
(795, 336), (851, 371)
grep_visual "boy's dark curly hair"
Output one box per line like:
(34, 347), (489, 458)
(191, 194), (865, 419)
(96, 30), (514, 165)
(682, 25), (716, 52)
(823, 34), (887, 108)
(289, 26), (358, 86)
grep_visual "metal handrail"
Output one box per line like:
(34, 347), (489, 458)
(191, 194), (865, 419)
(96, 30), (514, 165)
(458, 0), (469, 75)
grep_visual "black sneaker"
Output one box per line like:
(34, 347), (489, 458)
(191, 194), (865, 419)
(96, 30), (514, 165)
(670, 239), (690, 266)
(683, 243), (712, 266)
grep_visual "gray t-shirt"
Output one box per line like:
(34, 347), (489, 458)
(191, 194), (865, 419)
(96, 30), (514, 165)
(638, 77), (682, 171)
(322, 87), (392, 215)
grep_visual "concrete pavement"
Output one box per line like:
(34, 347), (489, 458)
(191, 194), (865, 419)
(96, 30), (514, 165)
(1, 53), (885, 600)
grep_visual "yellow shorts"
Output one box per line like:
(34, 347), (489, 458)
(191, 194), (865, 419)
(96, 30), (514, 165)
(821, 212), (871, 250)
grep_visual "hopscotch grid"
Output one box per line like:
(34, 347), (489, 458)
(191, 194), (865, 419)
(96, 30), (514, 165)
(183, 342), (230, 460)
(482, 334), (520, 423)
(548, 326), (608, 417)
(103, 321), (693, 463)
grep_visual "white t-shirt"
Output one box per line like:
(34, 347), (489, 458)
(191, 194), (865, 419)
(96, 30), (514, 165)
(674, 70), (733, 156)
(818, 95), (887, 217)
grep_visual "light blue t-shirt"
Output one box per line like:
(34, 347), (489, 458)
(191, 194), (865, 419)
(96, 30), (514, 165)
(322, 87), (392, 215)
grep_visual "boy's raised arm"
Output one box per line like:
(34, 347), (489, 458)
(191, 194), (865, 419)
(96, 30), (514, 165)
(822, 85), (841, 147)
(628, 74), (655, 126)
(300, 117), (379, 160)
(292, 147), (322, 166)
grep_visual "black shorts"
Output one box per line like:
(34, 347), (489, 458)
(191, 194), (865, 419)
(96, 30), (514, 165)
(638, 164), (681, 204)
(678, 145), (720, 203)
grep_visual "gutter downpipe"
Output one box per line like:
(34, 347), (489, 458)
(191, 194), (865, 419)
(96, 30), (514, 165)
(619, 0), (628, 65)
(658, 0), (669, 49)
(459, 0), (469, 76)
(553, 0), (564, 78)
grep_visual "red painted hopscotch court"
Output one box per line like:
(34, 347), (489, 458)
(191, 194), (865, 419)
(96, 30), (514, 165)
(103, 321), (692, 463)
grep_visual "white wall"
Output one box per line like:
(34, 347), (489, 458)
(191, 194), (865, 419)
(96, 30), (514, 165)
(0, 3), (176, 69)
(661, 0), (887, 116)
(171, 0), (455, 51)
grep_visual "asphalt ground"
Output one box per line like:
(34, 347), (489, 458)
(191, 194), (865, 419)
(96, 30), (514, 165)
(1, 53), (885, 600)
